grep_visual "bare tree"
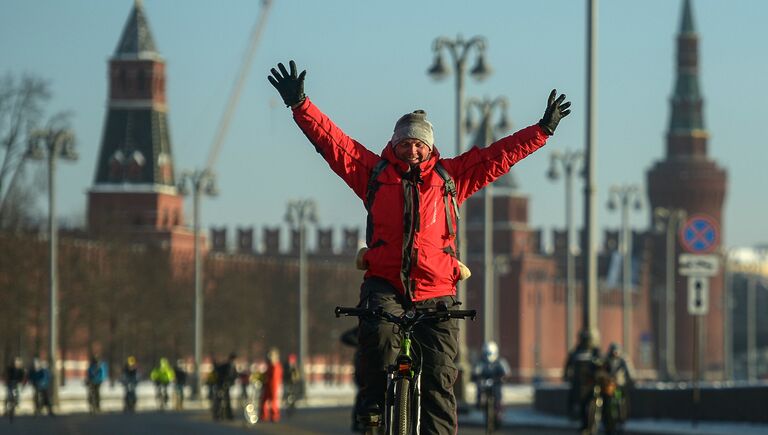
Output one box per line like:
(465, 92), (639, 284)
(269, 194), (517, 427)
(0, 73), (71, 230)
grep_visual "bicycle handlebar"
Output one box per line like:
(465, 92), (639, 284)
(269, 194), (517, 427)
(335, 305), (476, 323)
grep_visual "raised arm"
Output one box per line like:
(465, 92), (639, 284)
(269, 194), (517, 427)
(268, 61), (379, 200)
(441, 89), (571, 203)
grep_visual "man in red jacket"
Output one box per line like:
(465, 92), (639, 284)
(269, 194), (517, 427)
(259, 347), (283, 422)
(269, 60), (570, 434)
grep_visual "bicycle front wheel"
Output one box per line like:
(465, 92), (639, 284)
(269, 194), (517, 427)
(392, 378), (411, 435)
(485, 392), (496, 434)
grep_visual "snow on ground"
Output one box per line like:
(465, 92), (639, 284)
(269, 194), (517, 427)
(3, 381), (767, 434)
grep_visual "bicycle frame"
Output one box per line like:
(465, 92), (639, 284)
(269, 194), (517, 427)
(336, 304), (475, 435)
(385, 330), (423, 435)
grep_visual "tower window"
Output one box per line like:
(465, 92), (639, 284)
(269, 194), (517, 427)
(119, 70), (127, 91)
(138, 70), (146, 92)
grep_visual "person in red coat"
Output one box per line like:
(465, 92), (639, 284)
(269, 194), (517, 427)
(269, 60), (570, 434)
(259, 347), (283, 422)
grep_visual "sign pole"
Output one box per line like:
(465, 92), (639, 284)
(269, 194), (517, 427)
(692, 313), (700, 427)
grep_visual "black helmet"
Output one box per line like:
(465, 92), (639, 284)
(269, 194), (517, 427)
(578, 330), (593, 347)
(608, 342), (621, 356)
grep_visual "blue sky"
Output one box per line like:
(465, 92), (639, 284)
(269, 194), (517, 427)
(2, 0), (766, 249)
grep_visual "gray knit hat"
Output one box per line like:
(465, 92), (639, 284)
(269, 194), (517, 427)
(391, 110), (434, 150)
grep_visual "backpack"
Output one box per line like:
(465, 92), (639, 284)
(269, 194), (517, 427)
(364, 159), (461, 259)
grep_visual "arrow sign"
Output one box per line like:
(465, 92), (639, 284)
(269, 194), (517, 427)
(688, 276), (709, 315)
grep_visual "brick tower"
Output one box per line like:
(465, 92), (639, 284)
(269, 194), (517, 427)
(88, 0), (195, 254)
(646, 0), (727, 379)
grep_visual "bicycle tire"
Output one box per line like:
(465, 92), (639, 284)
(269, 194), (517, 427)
(392, 378), (411, 435)
(485, 391), (496, 434)
(88, 386), (98, 414)
(7, 398), (16, 423)
(587, 396), (602, 435)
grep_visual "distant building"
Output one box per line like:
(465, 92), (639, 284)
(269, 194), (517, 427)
(646, 0), (727, 380)
(62, 0), (747, 383)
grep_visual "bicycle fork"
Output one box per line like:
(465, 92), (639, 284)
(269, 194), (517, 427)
(384, 337), (422, 435)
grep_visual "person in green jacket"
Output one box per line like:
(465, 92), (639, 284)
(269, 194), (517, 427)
(150, 357), (175, 410)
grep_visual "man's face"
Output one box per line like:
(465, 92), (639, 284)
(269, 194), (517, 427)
(394, 138), (431, 165)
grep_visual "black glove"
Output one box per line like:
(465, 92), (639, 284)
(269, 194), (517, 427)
(538, 89), (571, 135)
(268, 60), (306, 108)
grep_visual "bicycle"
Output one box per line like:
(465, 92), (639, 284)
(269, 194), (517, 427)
(33, 387), (43, 416)
(335, 302), (476, 435)
(478, 378), (501, 434)
(123, 380), (137, 413)
(242, 376), (262, 426)
(282, 381), (303, 419)
(155, 382), (170, 410)
(86, 381), (101, 414)
(174, 383), (185, 411)
(600, 375), (628, 435)
(212, 382), (234, 420)
(4, 383), (20, 423)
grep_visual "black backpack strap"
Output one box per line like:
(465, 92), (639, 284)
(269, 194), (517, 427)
(365, 160), (460, 258)
(434, 162), (460, 260)
(365, 160), (389, 245)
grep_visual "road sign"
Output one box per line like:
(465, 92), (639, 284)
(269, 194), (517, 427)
(680, 214), (719, 254)
(687, 276), (709, 315)
(679, 254), (720, 276)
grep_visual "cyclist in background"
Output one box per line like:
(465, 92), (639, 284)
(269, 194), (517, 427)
(4, 357), (26, 418)
(29, 357), (54, 416)
(563, 331), (602, 432)
(604, 343), (634, 424)
(472, 341), (510, 425)
(283, 353), (304, 405)
(150, 357), (175, 409)
(213, 352), (238, 420)
(259, 347), (283, 423)
(173, 359), (187, 410)
(86, 355), (108, 412)
(121, 356), (139, 413)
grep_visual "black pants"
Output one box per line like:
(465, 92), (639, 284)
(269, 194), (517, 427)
(34, 388), (54, 415)
(357, 278), (460, 435)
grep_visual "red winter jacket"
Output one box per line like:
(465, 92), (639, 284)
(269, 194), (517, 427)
(261, 362), (283, 398)
(292, 98), (548, 302)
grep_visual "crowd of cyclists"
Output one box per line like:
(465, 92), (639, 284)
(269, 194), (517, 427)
(2, 349), (305, 423)
(3, 356), (55, 421)
(5, 336), (633, 433)
(564, 332), (634, 435)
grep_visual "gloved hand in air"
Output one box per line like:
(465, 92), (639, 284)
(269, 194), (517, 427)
(538, 89), (572, 135)
(268, 60), (306, 108)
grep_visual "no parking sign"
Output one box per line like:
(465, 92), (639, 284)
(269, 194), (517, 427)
(680, 214), (719, 254)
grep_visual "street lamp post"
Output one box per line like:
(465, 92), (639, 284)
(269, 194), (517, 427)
(722, 248), (737, 380)
(428, 34), (491, 402)
(285, 199), (317, 394)
(653, 206), (686, 380)
(746, 274), (757, 381)
(583, 0), (600, 344)
(493, 256), (510, 342)
(465, 96), (510, 345)
(607, 185), (642, 358)
(177, 169), (218, 399)
(744, 272), (767, 382)
(547, 150), (583, 352)
(27, 125), (78, 406)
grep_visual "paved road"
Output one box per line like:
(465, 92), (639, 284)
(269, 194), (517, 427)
(0, 407), (579, 435)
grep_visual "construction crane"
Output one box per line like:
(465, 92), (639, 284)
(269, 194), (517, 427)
(206, 0), (273, 171)
(177, 0), (273, 399)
